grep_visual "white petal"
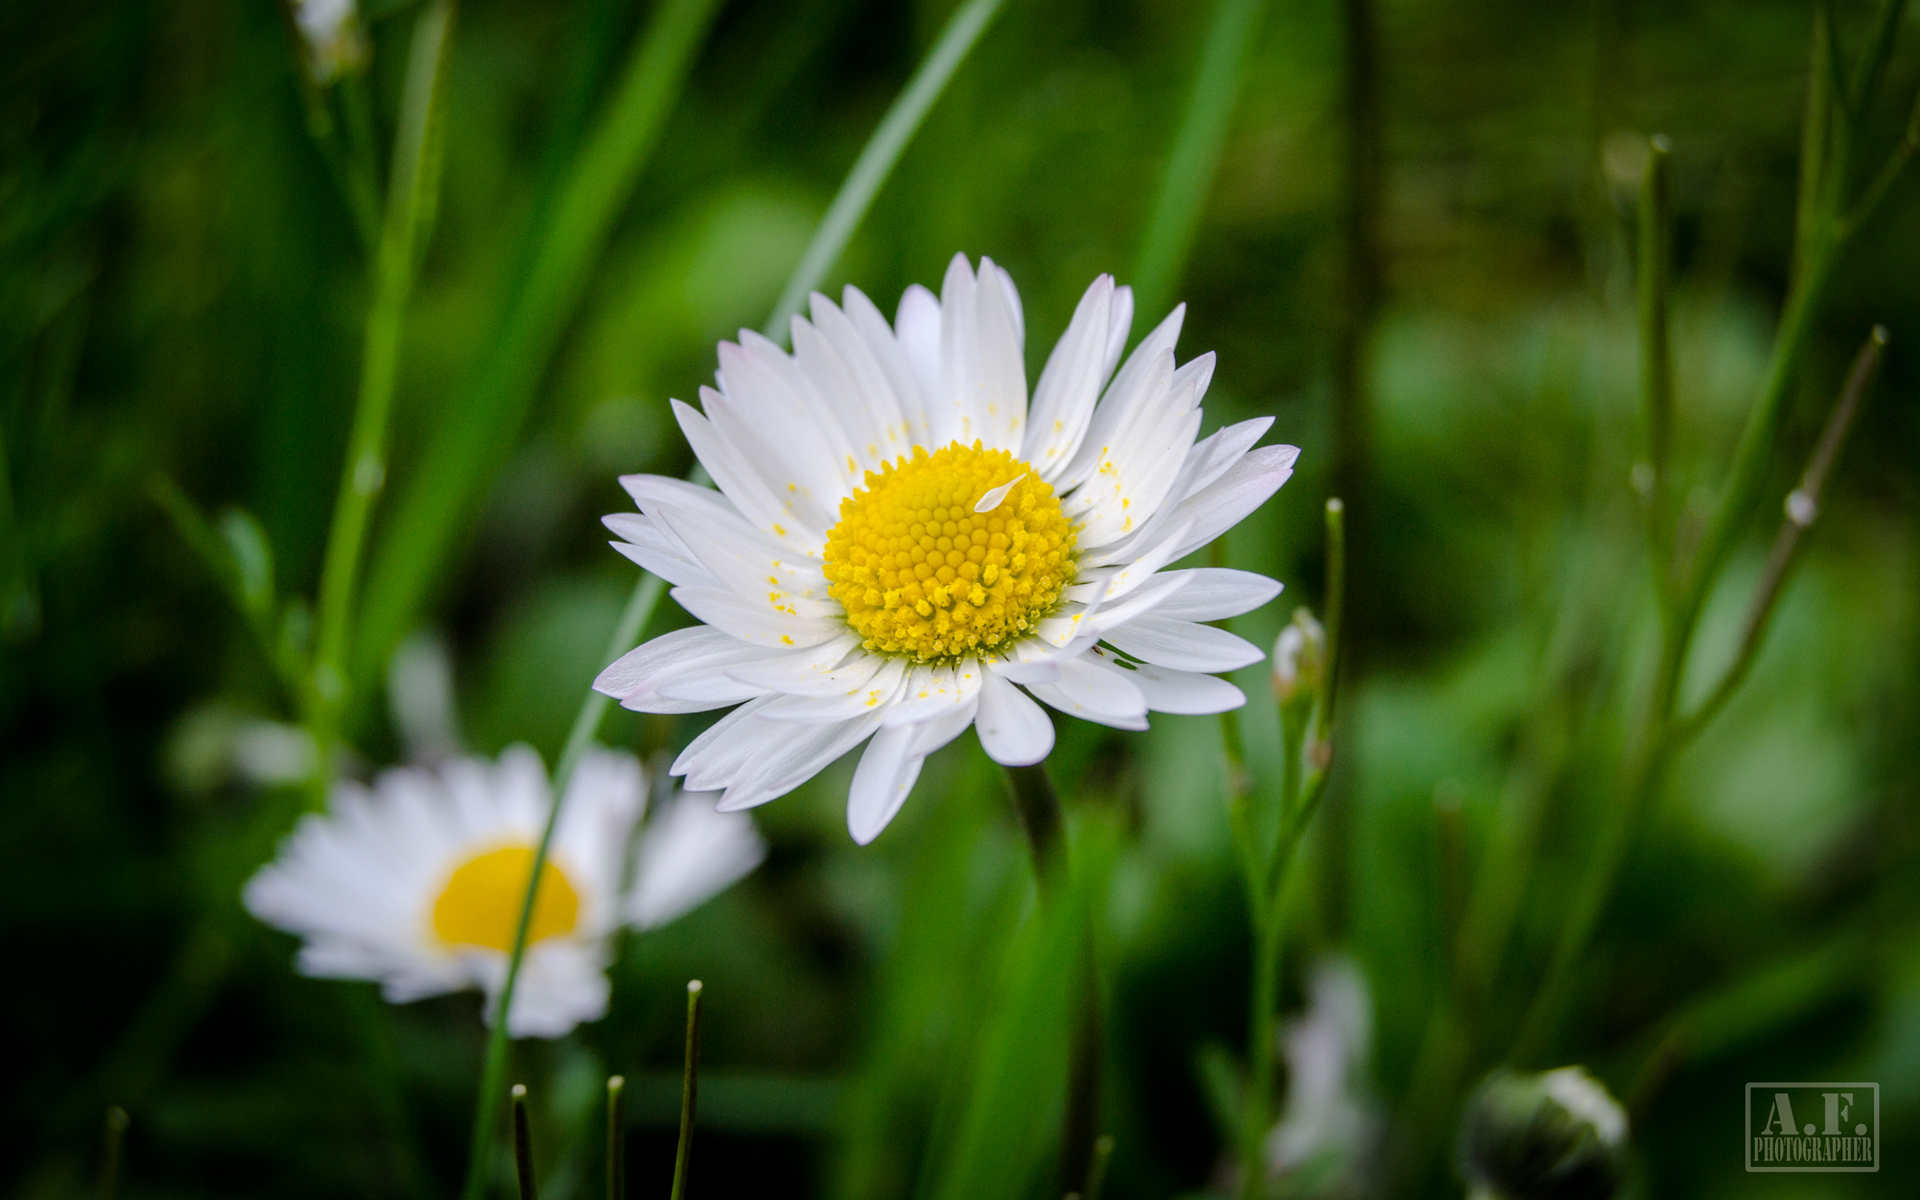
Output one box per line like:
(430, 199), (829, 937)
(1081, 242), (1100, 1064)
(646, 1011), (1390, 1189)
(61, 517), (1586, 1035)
(846, 725), (923, 844)
(790, 312), (894, 475)
(1028, 654), (1149, 730)
(670, 697), (778, 788)
(905, 694), (980, 756)
(1103, 614), (1265, 672)
(500, 941), (611, 1038)
(669, 586), (843, 650)
(651, 504), (832, 616)
(1024, 275), (1114, 479)
(1081, 416), (1273, 567)
(1102, 286), (1134, 380)
(882, 657), (983, 726)
(594, 626), (773, 714)
(972, 256), (1027, 452)
(697, 385), (841, 540)
(974, 472), (1026, 513)
(1089, 647), (1247, 714)
(715, 712), (883, 811)
(670, 398), (826, 553)
(1153, 443), (1300, 562)
(602, 513), (718, 589)
(1083, 570), (1193, 635)
(723, 637), (878, 696)
(758, 656), (910, 723)
(986, 656), (1064, 685)
(844, 284), (933, 447)
(1066, 358), (1207, 548)
(1148, 568), (1284, 621)
(975, 672), (1055, 766)
(1057, 303), (1185, 491)
(627, 791), (766, 929)
(894, 283), (944, 417)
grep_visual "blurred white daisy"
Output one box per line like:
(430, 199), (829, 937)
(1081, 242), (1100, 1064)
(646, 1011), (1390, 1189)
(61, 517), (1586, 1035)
(243, 745), (764, 1038)
(596, 254), (1297, 844)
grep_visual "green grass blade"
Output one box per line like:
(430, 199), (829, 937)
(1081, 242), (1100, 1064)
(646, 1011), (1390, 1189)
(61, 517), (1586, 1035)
(1129, 0), (1269, 319)
(761, 0), (1009, 341)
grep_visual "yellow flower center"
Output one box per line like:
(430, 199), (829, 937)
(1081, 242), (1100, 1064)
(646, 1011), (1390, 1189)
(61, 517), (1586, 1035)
(822, 441), (1076, 662)
(431, 846), (580, 953)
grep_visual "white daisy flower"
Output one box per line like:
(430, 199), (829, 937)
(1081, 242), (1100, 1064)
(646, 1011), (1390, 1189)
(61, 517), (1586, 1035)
(595, 254), (1298, 844)
(243, 745), (765, 1038)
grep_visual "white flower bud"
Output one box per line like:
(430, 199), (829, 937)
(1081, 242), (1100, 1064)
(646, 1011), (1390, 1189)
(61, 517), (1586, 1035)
(1460, 1066), (1628, 1200)
(1271, 608), (1326, 704)
(293, 0), (367, 82)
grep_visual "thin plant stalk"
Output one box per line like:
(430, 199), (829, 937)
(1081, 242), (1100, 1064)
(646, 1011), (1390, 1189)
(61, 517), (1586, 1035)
(1003, 762), (1105, 1199)
(763, 0), (1010, 337)
(1637, 136), (1676, 603)
(670, 981), (704, 1200)
(511, 1085), (537, 1200)
(1235, 498), (1344, 1200)
(97, 1106), (128, 1200)
(305, 0), (458, 812)
(453, 4), (1008, 1190)
(605, 1076), (625, 1200)
(1130, 0), (1270, 320)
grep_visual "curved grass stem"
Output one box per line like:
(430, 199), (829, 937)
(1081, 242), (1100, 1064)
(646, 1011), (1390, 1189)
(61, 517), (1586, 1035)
(305, 0), (458, 811)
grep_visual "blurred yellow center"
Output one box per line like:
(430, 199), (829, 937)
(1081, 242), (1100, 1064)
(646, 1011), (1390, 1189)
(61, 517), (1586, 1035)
(431, 846), (579, 952)
(822, 441), (1076, 662)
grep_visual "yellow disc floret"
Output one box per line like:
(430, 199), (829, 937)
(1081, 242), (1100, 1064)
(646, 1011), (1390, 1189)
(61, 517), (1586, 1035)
(432, 846), (580, 952)
(823, 441), (1076, 662)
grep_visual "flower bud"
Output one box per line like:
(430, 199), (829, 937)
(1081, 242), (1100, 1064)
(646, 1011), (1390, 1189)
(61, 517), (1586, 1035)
(293, 0), (368, 82)
(1459, 1067), (1628, 1200)
(1271, 608), (1327, 704)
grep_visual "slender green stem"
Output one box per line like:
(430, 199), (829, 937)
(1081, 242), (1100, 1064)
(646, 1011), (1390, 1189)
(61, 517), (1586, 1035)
(604, 1076), (625, 1200)
(1636, 136), (1676, 602)
(1238, 904), (1282, 1200)
(1003, 762), (1104, 1197)
(1085, 1135), (1116, 1200)
(1006, 763), (1066, 891)
(511, 1085), (537, 1200)
(1319, 499), (1347, 734)
(670, 981), (704, 1200)
(1673, 327), (1885, 743)
(763, 0), (1009, 339)
(305, 0), (458, 811)
(96, 1106), (128, 1200)
(1130, 0), (1270, 319)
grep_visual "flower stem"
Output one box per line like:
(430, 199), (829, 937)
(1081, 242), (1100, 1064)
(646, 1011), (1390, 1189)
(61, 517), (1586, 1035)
(96, 1106), (128, 1200)
(604, 1075), (625, 1200)
(511, 1084), (537, 1200)
(1003, 762), (1103, 1197)
(670, 980), (704, 1200)
(304, 0), (458, 812)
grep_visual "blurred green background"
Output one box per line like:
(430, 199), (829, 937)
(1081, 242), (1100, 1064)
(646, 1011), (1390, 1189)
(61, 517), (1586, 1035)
(3, 0), (1918, 1197)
